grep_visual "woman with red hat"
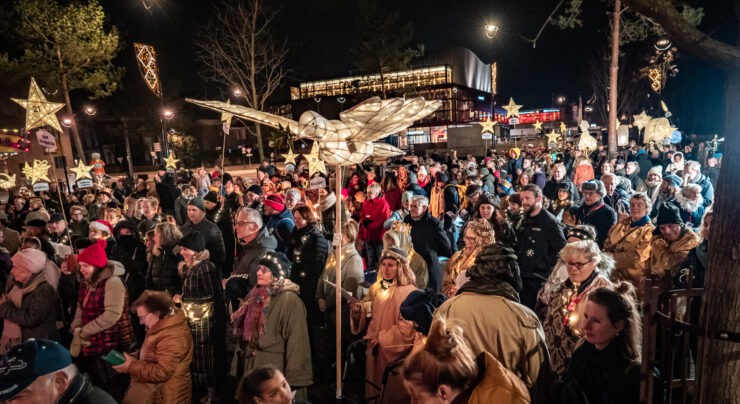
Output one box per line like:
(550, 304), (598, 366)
(69, 238), (135, 401)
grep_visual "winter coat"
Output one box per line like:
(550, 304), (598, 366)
(466, 352), (531, 404)
(206, 203), (235, 277)
(604, 189), (630, 215)
(181, 217), (225, 274)
(173, 196), (190, 226)
(358, 197), (390, 242)
(232, 281), (313, 388)
(637, 154), (653, 180)
(551, 342), (640, 404)
(689, 173), (714, 207)
(543, 179), (580, 204)
(69, 220), (90, 240)
(434, 293), (551, 400)
(383, 188), (403, 212)
(571, 200), (618, 248)
(58, 373), (117, 404)
(232, 227), (278, 287)
(532, 170), (547, 190)
(404, 211), (451, 291)
(123, 309), (194, 404)
(603, 218), (654, 289)
(146, 245), (182, 295)
(572, 164), (594, 187)
(646, 228), (700, 278)
(155, 175), (181, 214)
(289, 224), (329, 323)
(0, 273), (60, 342)
(265, 209), (295, 255)
(516, 209), (566, 281)
(319, 195), (346, 242)
(627, 172), (644, 193)
(110, 235), (147, 303)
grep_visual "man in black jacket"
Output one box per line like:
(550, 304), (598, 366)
(182, 197), (225, 278)
(543, 163), (580, 204)
(204, 191), (235, 278)
(571, 180), (618, 248)
(154, 168), (181, 215)
(516, 184), (567, 310)
(404, 195), (451, 292)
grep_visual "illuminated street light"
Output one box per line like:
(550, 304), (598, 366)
(61, 117), (73, 128)
(557, 96), (566, 104)
(233, 88), (243, 97)
(655, 39), (672, 51)
(584, 106), (593, 112)
(84, 105), (96, 116)
(162, 109), (175, 120)
(484, 24), (499, 39)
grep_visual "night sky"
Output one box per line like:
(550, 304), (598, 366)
(1, 0), (735, 136)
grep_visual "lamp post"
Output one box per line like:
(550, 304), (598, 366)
(161, 108), (174, 158)
(484, 23), (498, 149)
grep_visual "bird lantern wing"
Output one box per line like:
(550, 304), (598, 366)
(185, 98), (299, 134)
(340, 97), (442, 142)
(371, 142), (405, 157)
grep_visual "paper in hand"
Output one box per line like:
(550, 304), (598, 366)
(323, 279), (359, 304)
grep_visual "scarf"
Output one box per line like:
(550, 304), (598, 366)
(232, 279), (297, 343)
(630, 215), (650, 228)
(0, 272), (47, 355)
(458, 276), (519, 303)
(318, 192), (337, 213)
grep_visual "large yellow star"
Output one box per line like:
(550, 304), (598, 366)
(305, 142), (326, 176)
(11, 78), (65, 133)
(478, 119), (496, 134)
(533, 120), (543, 131)
(560, 122), (567, 133)
(163, 152), (180, 169)
(69, 160), (93, 180)
(282, 147), (299, 165)
(0, 173), (16, 190)
(503, 98), (523, 118)
(632, 110), (651, 131)
(22, 159), (50, 184)
(546, 131), (560, 144)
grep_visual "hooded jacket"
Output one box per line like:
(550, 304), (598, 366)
(383, 229), (429, 289)
(233, 226), (278, 287)
(647, 227), (700, 278)
(265, 208), (295, 254)
(403, 211), (451, 291)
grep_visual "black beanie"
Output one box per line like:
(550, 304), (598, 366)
(188, 197), (205, 211)
(258, 251), (291, 279)
(204, 191), (219, 204)
(247, 184), (262, 196)
(656, 202), (683, 227)
(479, 192), (500, 209)
(178, 231), (206, 252)
(400, 289), (447, 335)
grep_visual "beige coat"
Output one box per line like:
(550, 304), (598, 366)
(603, 219), (654, 288)
(647, 229), (700, 278)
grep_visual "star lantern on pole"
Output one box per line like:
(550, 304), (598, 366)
(11, 78), (65, 132)
(533, 120), (543, 131)
(22, 159), (51, 184)
(560, 122), (567, 133)
(282, 147), (299, 165)
(546, 131), (560, 144)
(503, 98), (522, 118)
(163, 152), (180, 169)
(69, 160), (93, 180)
(632, 110), (652, 131)
(478, 118), (496, 134)
(305, 142), (327, 176)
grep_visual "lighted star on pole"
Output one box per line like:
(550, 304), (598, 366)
(478, 118), (496, 134)
(533, 120), (543, 131)
(305, 142), (326, 176)
(632, 111), (651, 131)
(69, 160), (93, 180)
(220, 99), (233, 124)
(560, 122), (567, 133)
(282, 147), (299, 165)
(163, 152), (180, 169)
(546, 131), (560, 144)
(503, 98), (523, 118)
(11, 78), (65, 132)
(22, 159), (50, 184)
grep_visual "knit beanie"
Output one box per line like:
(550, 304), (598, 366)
(467, 244), (522, 291)
(12, 248), (47, 275)
(656, 202), (683, 226)
(78, 239), (108, 268)
(663, 174), (682, 189)
(257, 251), (291, 279)
(188, 197), (205, 211)
(90, 220), (114, 235)
(247, 184), (263, 196)
(647, 165), (663, 178)
(178, 231), (206, 253)
(581, 180), (606, 198)
(400, 289), (447, 335)
(264, 193), (285, 212)
(204, 191), (219, 204)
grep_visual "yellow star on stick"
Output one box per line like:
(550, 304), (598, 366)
(478, 118), (496, 134)
(11, 78), (65, 132)
(632, 110), (651, 131)
(0, 173), (16, 190)
(220, 99), (233, 124)
(533, 120), (543, 131)
(281, 147), (299, 165)
(163, 152), (179, 169)
(22, 159), (50, 184)
(305, 142), (326, 176)
(503, 98), (523, 118)
(546, 131), (560, 144)
(69, 160), (93, 180)
(560, 122), (567, 133)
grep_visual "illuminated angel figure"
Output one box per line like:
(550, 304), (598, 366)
(186, 96), (442, 165)
(577, 120), (598, 154)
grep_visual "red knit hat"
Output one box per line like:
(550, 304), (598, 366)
(78, 239), (108, 268)
(264, 193), (285, 212)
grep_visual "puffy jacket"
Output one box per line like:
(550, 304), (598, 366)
(571, 200), (617, 248)
(146, 245), (182, 295)
(265, 209), (295, 254)
(289, 224), (329, 323)
(603, 218), (654, 289)
(123, 309), (194, 404)
(206, 202), (235, 277)
(155, 175), (181, 214)
(358, 197), (390, 242)
(467, 352), (531, 404)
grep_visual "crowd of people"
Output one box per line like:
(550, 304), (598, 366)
(0, 139), (720, 404)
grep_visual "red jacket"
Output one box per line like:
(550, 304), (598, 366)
(358, 197), (390, 242)
(383, 188), (403, 212)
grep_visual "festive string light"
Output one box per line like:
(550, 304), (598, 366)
(503, 98), (523, 119)
(22, 159), (51, 184)
(11, 78), (65, 132)
(69, 160), (93, 180)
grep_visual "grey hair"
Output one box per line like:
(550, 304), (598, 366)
(601, 173), (617, 182)
(630, 192), (652, 211)
(367, 182), (382, 193)
(682, 183), (702, 195)
(285, 188), (301, 200)
(560, 240), (615, 278)
(685, 160), (701, 172)
(237, 207), (263, 228)
(553, 163), (566, 173)
(626, 161), (639, 172)
(411, 195), (429, 207)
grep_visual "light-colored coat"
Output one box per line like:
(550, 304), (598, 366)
(603, 219), (654, 288)
(647, 229), (700, 278)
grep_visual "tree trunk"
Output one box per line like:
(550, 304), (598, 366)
(255, 124), (265, 162)
(607, 0), (621, 156)
(63, 88), (85, 163)
(698, 70), (740, 404)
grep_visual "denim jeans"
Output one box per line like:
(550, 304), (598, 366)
(364, 240), (384, 273)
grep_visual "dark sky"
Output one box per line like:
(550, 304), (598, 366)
(2, 0), (735, 136)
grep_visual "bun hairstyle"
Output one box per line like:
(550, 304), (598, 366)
(402, 319), (478, 395)
(588, 282), (642, 363)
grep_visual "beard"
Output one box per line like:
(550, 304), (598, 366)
(676, 192), (703, 213)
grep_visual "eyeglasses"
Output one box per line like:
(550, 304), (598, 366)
(139, 311), (154, 323)
(463, 236), (477, 243)
(235, 221), (256, 227)
(566, 260), (592, 269)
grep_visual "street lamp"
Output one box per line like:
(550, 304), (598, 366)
(557, 96), (566, 104)
(162, 109), (175, 120)
(483, 23), (499, 148)
(233, 88), (243, 97)
(61, 117), (73, 128)
(84, 105), (96, 116)
(484, 24), (499, 39)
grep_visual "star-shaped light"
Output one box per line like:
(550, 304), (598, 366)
(546, 131), (560, 144)
(503, 98), (523, 118)
(560, 122), (567, 133)
(0, 173), (16, 190)
(282, 147), (299, 165)
(533, 120), (543, 131)
(305, 142), (326, 176)
(69, 160), (93, 180)
(11, 78), (65, 133)
(632, 111), (651, 131)
(22, 159), (50, 184)
(163, 152), (180, 169)
(478, 119), (496, 134)
(220, 99), (233, 124)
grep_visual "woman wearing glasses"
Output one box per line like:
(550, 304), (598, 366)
(540, 240), (614, 377)
(442, 219), (493, 297)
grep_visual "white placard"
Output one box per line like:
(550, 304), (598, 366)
(308, 176), (326, 190)
(36, 130), (56, 148)
(509, 117), (520, 125)
(77, 179), (93, 189)
(482, 132), (492, 140)
(33, 182), (49, 192)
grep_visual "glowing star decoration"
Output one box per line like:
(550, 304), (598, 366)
(11, 78), (65, 133)
(632, 111), (652, 131)
(503, 98), (523, 118)
(22, 159), (50, 184)
(0, 173), (16, 190)
(69, 160), (93, 180)
(533, 120), (543, 131)
(220, 99), (233, 134)
(305, 143), (327, 176)
(185, 96), (441, 166)
(281, 147), (299, 165)
(134, 43), (161, 97)
(546, 131), (560, 144)
(163, 152), (179, 169)
(478, 119), (496, 134)
(560, 122), (567, 133)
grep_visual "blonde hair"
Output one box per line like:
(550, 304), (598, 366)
(154, 222), (182, 248)
(342, 219), (359, 243)
(464, 218), (494, 247)
(403, 319), (478, 394)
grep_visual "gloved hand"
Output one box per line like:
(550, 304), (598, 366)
(362, 219), (372, 227)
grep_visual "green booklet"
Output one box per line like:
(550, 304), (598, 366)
(102, 350), (126, 366)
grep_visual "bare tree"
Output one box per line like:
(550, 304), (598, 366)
(195, 0), (288, 162)
(586, 47), (643, 127)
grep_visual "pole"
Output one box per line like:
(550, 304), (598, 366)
(46, 150), (74, 248)
(123, 119), (135, 179)
(334, 164), (343, 400)
(220, 133), (227, 196)
(607, 0), (621, 156)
